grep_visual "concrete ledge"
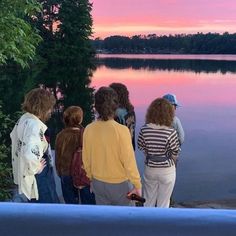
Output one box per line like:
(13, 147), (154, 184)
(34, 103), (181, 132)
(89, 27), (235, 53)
(1, 203), (236, 236)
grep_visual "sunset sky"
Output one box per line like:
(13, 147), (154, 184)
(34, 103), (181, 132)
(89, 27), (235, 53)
(91, 0), (236, 39)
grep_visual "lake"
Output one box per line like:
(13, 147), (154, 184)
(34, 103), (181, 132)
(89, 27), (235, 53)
(92, 54), (236, 202)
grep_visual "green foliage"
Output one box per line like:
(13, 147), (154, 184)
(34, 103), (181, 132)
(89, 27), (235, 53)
(53, 0), (95, 122)
(0, 150), (12, 201)
(34, 0), (95, 125)
(0, 0), (42, 67)
(0, 103), (20, 201)
(0, 64), (43, 116)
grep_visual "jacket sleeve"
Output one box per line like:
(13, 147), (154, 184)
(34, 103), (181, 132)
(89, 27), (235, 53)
(22, 123), (45, 176)
(10, 124), (19, 184)
(173, 116), (185, 145)
(119, 127), (141, 189)
(82, 127), (92, 180)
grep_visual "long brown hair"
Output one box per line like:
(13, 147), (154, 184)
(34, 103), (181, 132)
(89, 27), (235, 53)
(109, 83), (134, 112)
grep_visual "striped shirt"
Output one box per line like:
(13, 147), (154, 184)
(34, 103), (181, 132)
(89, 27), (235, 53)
(138, 123), (180, 168)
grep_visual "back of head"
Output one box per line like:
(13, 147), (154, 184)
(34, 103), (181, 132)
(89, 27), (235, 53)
(63, 106), (83, 128)
(146, 98), (174, 126)
(95, 86), (118, 121)
(109, 82), (133, 111)
(162, 93), (180, 107)
(22, 88), (56, 122)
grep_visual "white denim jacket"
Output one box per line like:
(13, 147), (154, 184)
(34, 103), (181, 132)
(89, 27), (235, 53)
(10, 113), (48, 200)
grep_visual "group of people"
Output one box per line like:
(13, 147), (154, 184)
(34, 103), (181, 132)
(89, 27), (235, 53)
(10, 83), (184, 208)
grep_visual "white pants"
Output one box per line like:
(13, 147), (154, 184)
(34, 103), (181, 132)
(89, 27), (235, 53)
(143, 165), (176, 208)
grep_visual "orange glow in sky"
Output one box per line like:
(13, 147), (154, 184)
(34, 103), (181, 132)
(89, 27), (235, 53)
(91, 0), (236, 39)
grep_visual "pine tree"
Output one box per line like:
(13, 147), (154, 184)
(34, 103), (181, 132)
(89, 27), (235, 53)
(32, 0), (96, 142)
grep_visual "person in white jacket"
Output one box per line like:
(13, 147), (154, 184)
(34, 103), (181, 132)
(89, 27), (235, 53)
(11, 88), (59, 203)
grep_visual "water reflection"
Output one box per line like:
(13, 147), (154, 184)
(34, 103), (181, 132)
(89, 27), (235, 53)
(98, 55), (236, 74)
(93, 55), (236, 202)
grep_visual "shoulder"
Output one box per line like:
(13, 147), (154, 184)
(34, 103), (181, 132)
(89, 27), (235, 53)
(164, 126), (176, 133)
(116, 108), (128, 116)
(173, 116), (181, 124)
(114, 121), (130, 134)
(20, 113), (46, 129)
(168, 128), (178, 138)
(57, 128), (79, 138)
(138, 124), (150, 134)
(24, 118), (45, 135)
(83, 121), (98, 134)
(84, 121), (96, 129)
(140, 124), (148, 131)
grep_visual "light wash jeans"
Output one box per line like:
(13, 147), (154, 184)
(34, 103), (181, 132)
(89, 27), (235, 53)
(143, 165), (176, 208)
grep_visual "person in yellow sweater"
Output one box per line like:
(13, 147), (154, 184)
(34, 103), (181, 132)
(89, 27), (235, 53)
(82, 86), (141, 205)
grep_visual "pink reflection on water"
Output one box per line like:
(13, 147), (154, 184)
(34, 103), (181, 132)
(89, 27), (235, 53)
(92, 66), (236, 108)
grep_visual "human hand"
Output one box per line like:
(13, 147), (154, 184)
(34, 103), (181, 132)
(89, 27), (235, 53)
(127, 188), (145, 204)
(127, 188), (142, 197)
(37, 158), (46, 174)
(89, 185), (93, 193)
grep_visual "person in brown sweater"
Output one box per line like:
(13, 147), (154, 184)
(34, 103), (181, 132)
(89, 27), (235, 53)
(55, 106), (95, 204)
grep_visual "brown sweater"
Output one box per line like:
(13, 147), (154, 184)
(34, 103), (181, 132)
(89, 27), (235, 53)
(55, 127), (83, 176)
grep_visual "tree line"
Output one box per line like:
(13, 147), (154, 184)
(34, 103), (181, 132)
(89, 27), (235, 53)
(92, 33), (236, 54)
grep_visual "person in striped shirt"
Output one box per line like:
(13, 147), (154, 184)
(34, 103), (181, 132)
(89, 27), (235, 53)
(138, 98), (180, 207)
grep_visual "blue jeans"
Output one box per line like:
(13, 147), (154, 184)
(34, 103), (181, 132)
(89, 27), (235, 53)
(80, 186), (96, 205)
(60, 176), (96, 205)
(60, 176), (79, 204)
(31, 165), (60, 203)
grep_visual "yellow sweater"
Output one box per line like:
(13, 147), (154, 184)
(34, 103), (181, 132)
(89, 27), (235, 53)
(82, 120), (141, 189)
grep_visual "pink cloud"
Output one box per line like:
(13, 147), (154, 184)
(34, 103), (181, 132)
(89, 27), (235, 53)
(91, 0), (236, 38)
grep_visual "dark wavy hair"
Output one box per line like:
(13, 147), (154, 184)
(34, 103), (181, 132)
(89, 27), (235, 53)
(22, 88), (56, 122)
(146, 98), (174, 126)
(109, 83), (134, 112)
(95, 87), (118, 121)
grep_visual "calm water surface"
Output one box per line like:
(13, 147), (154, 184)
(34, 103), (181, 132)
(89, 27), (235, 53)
(92, 54), (236, 202)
